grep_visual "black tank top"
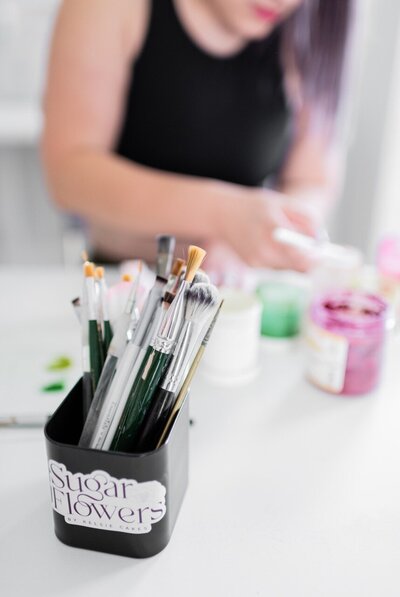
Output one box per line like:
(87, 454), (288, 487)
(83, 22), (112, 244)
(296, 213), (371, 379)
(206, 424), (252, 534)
(116, 0), (291, 187)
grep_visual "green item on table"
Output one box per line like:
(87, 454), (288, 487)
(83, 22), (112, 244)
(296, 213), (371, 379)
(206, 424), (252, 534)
(257, 281), (304, 338)
(41, 380), (65, 393)
(46, 356), (72, 371)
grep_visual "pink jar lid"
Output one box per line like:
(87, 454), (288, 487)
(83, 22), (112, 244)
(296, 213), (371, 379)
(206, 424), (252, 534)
(311, 291), (388, 337)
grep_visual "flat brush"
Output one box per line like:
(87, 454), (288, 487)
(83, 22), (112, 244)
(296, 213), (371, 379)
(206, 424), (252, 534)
(109, 245), (206, 452)
(89, 273), (167, 450)
(156, 235), (176, 279)
(79, 265), (142, 447)
(156, 300), (223, 448)
(134, 283), (219, 452)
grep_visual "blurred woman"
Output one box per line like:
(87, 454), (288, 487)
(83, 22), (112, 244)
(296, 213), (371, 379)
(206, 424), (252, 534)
(42, 0), (353, 270)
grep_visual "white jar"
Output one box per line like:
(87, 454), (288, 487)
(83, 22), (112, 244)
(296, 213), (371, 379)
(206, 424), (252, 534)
(201, 288), (262, 386)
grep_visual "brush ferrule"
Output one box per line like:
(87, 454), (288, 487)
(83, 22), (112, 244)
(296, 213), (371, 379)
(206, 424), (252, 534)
(131, 276), (166, 347)
(152, 336), (175, 354)
(158, 280), (188, 343)
(124, 277), (140, 315)
(162, 320), (194, 392)
(164, 274), (177, 293)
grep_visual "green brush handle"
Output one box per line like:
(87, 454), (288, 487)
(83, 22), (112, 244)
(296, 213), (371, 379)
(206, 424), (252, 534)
(110, 346), (172, 452)
(89, 319), (104, 391)
(103, 320), (113, 354)
(133, 386), (176, 452)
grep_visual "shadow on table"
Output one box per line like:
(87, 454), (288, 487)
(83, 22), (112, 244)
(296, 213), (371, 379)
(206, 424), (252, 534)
(0, 481), (157, 596)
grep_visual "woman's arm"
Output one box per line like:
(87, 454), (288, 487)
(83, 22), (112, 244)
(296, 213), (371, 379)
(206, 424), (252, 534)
(42, 0), (228, 239)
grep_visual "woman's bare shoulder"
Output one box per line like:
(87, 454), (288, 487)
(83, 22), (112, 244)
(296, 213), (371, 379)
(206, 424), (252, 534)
(56, 0), (150, 60)
(121, 0), (151, 58)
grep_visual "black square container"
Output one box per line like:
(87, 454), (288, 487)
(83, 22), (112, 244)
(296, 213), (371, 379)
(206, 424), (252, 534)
(44, 379), (189, 558)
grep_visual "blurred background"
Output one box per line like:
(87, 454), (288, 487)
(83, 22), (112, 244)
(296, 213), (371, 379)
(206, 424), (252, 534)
(0, 0), (399, 266)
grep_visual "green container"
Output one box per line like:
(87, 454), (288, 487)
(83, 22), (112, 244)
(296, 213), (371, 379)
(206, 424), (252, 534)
(257, 281), (305, 338)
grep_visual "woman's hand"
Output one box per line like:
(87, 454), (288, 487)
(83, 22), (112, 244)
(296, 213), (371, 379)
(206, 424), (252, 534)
(217, 185), (319, 272)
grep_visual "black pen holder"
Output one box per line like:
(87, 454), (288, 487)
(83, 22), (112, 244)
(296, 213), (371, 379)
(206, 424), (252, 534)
(44, 379), (189, 558)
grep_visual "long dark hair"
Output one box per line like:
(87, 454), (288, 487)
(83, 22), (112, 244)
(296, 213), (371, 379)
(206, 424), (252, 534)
(281, 0), (355, 124)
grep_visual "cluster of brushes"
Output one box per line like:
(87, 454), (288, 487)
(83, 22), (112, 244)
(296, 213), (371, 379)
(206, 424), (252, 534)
(76, 237), (222, 454)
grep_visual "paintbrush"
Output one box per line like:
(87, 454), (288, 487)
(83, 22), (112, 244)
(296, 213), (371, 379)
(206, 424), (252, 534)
(78, 265), (142, 447)
(0, 414), (51, 429)
(71, 297), (81, 323)
(134, 283), (219, 452)
(156, 235), (176, 278)
(109, 245), (206, 452)
(95, 266), (113, 354)
(164, 258), (186, 293)
(88, 273), (167, 449)
(156, 300), (223, 448)
(97, 286), (175, 450)
(85, 262), (105, 394)
(81, 262), (94, 417)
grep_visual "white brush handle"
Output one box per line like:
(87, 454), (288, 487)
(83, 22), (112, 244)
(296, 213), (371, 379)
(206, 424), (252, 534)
(273, 227), (351, 263)
(89, 342), (140, 449)
(101, 346), (148, 450)
(108, 312), (131, 357)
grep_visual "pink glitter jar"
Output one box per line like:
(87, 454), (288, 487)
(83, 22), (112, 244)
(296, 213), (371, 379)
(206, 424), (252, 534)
(306, 291), (388, 395)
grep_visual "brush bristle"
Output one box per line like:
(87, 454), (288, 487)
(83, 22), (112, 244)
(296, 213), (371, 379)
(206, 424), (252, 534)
(192, 269), (210, 285)
(81, 250), (89, 262)
(185, 245), (206, 283)
(84, 262), (95, 277)
(185, 283), (220, 323)
(95, 266), (104, 279)
(137, 259), (143, 273)
(122, 274), (132, 282)
(172, 258), (186, 277)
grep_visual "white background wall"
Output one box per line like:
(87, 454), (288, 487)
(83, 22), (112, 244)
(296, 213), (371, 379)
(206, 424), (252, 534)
(332, 0), (400, 259)
(369, 21), (400, 252)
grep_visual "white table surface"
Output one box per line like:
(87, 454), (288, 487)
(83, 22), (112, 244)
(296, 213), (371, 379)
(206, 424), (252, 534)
(1, 267), (400, 597)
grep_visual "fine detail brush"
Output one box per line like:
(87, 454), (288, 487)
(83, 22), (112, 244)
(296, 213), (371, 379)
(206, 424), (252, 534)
(156, 300), (223, 449)
(79, 266), (142, 446)
(109, 245), (206, 452)
(88, 273), (167, 449)
(134, 283), (219, 452)
(81, 262), (94, 417)
(84, 263), (105, 395)
(71, 297), (81, 323)
(95, 266), (113, 354)
(156, 235), (176, 279)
